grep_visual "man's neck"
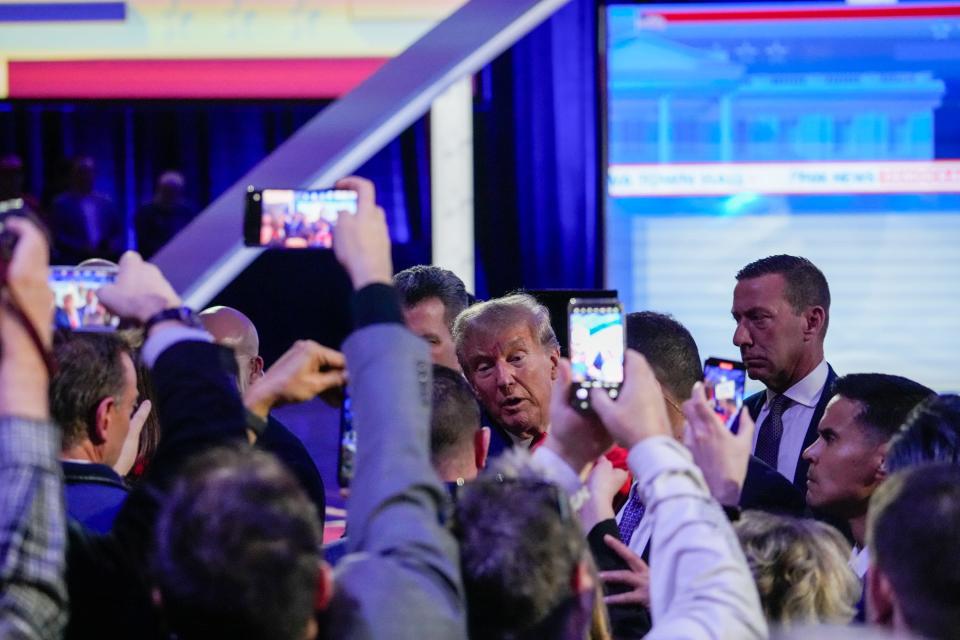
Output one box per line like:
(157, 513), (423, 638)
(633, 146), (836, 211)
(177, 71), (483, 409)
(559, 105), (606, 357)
(505, 428), (534, 447)
(770, 351), (825, 394)
(435, 458), (479, 484)
(850, 511), (868, 549)
(667, 406), (686, 441)
(61, 440), (105, 465)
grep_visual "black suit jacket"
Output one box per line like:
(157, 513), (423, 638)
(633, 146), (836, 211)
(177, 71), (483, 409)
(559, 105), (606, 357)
(587, 519), (652, 640)
(745, 364), (838, 494)
(482, 408), (546, 459)
(740, 456), (805, 516)
(259, 415), (326, 531)
(485, 420), (515, 459)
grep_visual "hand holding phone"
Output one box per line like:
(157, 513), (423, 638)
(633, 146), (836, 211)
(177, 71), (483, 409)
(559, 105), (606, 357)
(568, 298), (625, 412)
(244, 187), (358, 250)
(338, 391), (356, 488)
(49, 265), (119, 331)
(703, 357), (746, 432)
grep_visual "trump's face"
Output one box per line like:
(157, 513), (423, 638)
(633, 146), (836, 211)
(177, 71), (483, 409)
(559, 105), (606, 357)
(461, 321), (559, 439)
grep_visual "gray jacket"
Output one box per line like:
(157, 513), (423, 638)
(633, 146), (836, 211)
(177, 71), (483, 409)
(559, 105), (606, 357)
(328, 323), (467, 639)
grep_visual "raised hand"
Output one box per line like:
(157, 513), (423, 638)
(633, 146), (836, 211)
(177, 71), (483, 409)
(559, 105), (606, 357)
(0, 217), (54, 420)
(599, 534), (651, 608)
(332, 176), (392, 290)
(97, 252), (181, 324)
(113, 399), (152, 476)
(0, 217), (54, 348)
(682, 382), (756, 506)
(543, 358), (614, 475)
(244, 340), (347, 419)
(579, 456), (628, 532)
(590, 350), (672, 450)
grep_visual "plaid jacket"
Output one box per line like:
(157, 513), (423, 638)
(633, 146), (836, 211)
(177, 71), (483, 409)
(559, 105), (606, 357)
(0, 417), (67, 639)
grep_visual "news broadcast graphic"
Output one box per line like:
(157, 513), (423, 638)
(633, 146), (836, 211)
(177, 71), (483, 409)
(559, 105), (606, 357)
(603, 1), (960, 393)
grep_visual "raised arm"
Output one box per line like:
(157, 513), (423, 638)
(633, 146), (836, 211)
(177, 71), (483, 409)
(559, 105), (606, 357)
(0, 217), (67, 639)
(329, 177), (466, 639)
(592, 352), (768, 640)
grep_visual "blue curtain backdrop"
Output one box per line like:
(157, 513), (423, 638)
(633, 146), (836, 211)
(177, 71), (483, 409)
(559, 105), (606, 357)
(474, 0), (600, 298)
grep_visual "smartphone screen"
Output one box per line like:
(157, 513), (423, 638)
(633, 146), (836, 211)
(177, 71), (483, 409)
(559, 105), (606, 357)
(244, 187), (358, 249)
(568, 298), (625, 411)
(337, 392), (356, 488)
(49, 266), (119, 331)
(704, 357), (746, 432)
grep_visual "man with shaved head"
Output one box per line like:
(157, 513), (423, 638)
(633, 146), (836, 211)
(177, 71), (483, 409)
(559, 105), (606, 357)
(200, 306), (326, 529)
(199, 306), (264, 393)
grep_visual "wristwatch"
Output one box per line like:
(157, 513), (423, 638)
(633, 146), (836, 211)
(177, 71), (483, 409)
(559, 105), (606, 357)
(143, 306), (204, 334)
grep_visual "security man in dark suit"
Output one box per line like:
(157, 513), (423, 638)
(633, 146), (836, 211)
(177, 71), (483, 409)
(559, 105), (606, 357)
(732, 255), (836, 495)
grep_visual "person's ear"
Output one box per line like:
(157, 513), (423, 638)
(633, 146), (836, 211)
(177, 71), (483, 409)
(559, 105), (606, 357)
(875, 444), (890, 485)
(91, 396), (114, 445)
(314, 560), (335, 613)
(475, 427), (491, 470)
(803, 306), (826, 340)
(549, 347), (560, 380)
(570, 557), (595, 595)
(250, 355), (265, 385)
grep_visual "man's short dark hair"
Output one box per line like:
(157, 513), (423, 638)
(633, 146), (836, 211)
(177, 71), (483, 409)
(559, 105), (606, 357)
(868, 464), (960, 639)
(885, 394), (960, 474)
(430, 364), (481, 465)
(625, 312), (702, 402)
(153, 445), (322, 640)
(393, 265), (470, 330)
(454, 452), (588, 639)
(50, 330), (133, 449)
(831, 374), (934, 443)
(737, 255), (831, 320)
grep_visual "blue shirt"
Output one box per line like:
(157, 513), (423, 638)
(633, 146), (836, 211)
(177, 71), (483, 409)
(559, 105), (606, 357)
(62, 461), (128, 534)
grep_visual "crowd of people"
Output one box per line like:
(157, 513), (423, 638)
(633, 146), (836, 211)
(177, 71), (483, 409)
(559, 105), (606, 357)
(0, 175), (957, 640)
(260, 211), (334, 249)
(0, 153), (195, 264)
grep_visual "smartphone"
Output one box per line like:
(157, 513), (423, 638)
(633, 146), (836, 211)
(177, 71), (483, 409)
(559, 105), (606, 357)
(568, 298), (625, 411)
(704, 357), (747, 432)
(244, 187), (358, 249)
(49, 266), (118, 331)
(337, 391), (356, 488)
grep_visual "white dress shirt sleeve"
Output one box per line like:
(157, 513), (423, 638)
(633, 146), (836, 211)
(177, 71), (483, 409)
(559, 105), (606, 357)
(628, 436), (768, 640)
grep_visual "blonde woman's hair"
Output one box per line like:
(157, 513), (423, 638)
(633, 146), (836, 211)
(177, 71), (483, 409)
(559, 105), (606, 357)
(735, 511), (861, 628)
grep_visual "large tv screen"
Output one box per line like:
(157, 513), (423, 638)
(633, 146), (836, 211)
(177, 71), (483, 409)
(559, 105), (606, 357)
(603, 0), (960, 392)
